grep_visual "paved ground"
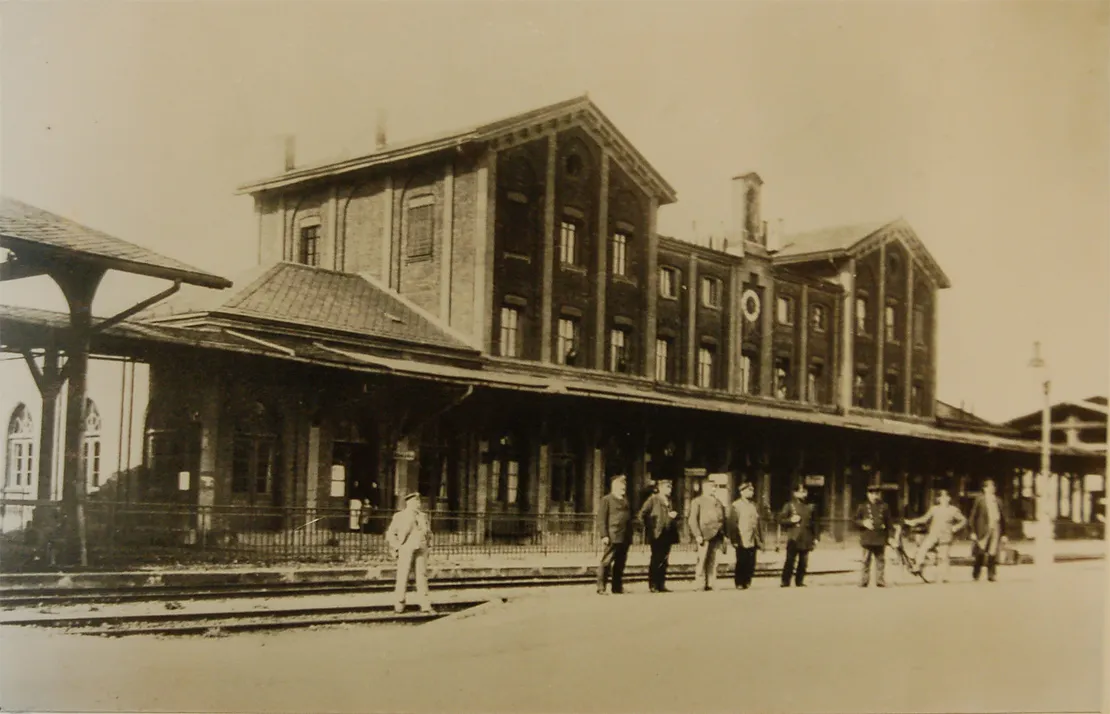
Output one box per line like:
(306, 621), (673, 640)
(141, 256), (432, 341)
(1, 562), (1105, 713)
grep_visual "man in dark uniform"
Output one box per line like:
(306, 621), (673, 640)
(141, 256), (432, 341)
(638, 477), (679, 592)
(596, 475), (632, 594)
(856, 483), (893, 587)
(779, 482), (819, 587)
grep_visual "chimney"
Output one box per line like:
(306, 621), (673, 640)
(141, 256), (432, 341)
(283, 135), (296, 172)
(375, 108), (388, 150)
(731, 172), (764, 247)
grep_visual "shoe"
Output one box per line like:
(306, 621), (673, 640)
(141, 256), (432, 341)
(612, 589), (625, 595)
(859, 583), (868, 588)
(596, 589), (607, 595)
(795, 583), (806, 588)
(780, 583), (790, 588)
(876, 583), (886, 588)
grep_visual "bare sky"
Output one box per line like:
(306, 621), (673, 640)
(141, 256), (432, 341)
(1, 0), (1106, 422)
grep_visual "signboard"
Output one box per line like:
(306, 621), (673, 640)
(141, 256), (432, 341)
(879, 483), (899, 491)
(177, 471), (190, 491)
(684, 467), (708, 477)
(804, 475), (826, 487)
(394, 450), (417, 461)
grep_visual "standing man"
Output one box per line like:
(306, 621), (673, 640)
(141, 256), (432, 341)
(904, 488), (967, 582)
(638, 478), (679, 593)
(597, 475), (632, 595)
(968, 478), (1007, 582)
(386, 492), (434, 614)
(689, 479), (728, 591)
(727, 481), (764, 589)
(779, 483), (819, 587)
(856, 484), (893, 587)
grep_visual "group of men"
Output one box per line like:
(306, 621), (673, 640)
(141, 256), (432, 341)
(596, 474), (1011, 594)
(386, 473), (1010, 610)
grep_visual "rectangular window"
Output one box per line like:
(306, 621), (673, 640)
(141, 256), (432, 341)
(885, 305), (898, 342)
(559, 220), (578, 265)
(697, 345), (715, 388)
(407, 204), (434, 260)
(499, 306), (521, 358)
(655, 338), (671, 382)
(807, 362), (825, 403)
(9, 443), (22, 486)
(557, 317), (581, 365)
(774, 357), (792, 400)
(700, 277), (721, 308)
(611, 232), (629, 276)
(811, 305), (827, 333)
(913, 307), (926, 345)
(884, 373), (900, 411)
(911, 380), (924, 415)
(739, 353), (754, 395)
(659, 267), (679, 299)
(776, 296), (794, 325)
(506, 460), (520, 505)
(504, 196), (532, 255)
(854, 371), (869, 407)
(855, 297), (868, 334)
(298, 225), (320, 267)
(609, 328), (629, 372)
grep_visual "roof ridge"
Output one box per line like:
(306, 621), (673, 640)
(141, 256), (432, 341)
(354, 271), (481, 350)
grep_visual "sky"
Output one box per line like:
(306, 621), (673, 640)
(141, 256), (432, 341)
(1, 0), (1106, 422)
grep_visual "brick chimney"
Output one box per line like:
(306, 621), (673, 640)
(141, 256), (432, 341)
(731, 172), (764, 246)
(283, 135), (296, 172)
(375, 109), (388, 150)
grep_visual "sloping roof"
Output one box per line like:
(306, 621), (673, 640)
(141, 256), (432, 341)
(139, 261), (476, 353)
(0, 196), (231, 289)
(774, 221), (890, 260)
(935, 400), (997, 426)
(236, 95), (677, 203)
(1005, 398), (1110, 428)
(773, 217), (951, 289)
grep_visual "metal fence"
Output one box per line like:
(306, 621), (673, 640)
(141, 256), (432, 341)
(1, 498), (1099, 571)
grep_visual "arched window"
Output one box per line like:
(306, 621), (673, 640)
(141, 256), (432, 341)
(231, 401), (281, 505)
(83, 398), (103, 489)
(5, 404), (34, 489)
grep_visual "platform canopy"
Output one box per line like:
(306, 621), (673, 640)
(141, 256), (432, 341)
(0, 195), (230, 567)
(0, 196), (231, 289)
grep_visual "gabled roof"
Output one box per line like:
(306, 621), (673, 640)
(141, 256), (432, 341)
(1005, 397), (1110, 429)
(236, 95), (677, 204)
(773, 218), (951, 289)
(0, 196), (231, 289)
(935, 400), (997, 426)
(139, 261), (477, 354)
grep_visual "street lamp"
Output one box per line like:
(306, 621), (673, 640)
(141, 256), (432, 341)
(1028, 341), (1054, 576)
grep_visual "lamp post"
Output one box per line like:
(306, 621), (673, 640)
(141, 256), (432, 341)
(1028, 342), (1054, 576)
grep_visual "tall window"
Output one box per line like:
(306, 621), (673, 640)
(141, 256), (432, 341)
(911, 380), (924, 415)
(776, 296), (795, 325)
(83, 399), (102, 489)
(884, 373), (900, 411)
(549, 436), (579, 508)
(499, 306), (521, 358)
(659, 267), (679, 299)
(298, 225), (320, 267)
(609, 328), (629, 373)
(855, 297), (869, 334)
(854, 370), (869, 407)
(407, 202), (435, 260)
(774, 357), (792, 400)
(655, 338), (672, 382)
(503, 193), (533, 255)
(611, 232), (629, 276)
(5, 404), (33, 488)
(739, 353), (756, 395)
(913, 306), (927, 345)
(697, 345), (715, 388)
(231, 402), (279, 504)
(557, 317), (581, 365)
(559, 220), (579, 265)
(491, 434), (524, 508)
(811, 305), (827, 333)
(885, 304), (898, 342)
(700, 277), (721, 308)
(807, 362), (825, 403)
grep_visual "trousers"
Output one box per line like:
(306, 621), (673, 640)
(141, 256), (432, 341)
(694, 535), (724, 590)
(781, 541), (810, 586)
(598, 542), (630, 593)
(914, 535), (954, 582)
(860, 545), (886, 586)
(972, 546), (998, 581)
(648, 540), (673, 591)
(734, 546), (757, 588)
(394, 546), (430, 606)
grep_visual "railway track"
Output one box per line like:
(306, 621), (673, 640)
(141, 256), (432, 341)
(0, 598), (493, 637)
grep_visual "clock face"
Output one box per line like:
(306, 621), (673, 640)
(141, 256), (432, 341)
(742, 289), (761, 322)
